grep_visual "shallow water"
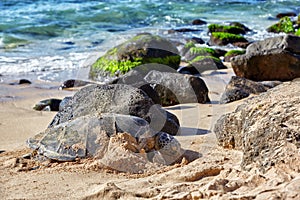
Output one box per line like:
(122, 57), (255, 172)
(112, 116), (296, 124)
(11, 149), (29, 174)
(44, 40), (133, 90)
(0, 0), (300, 82)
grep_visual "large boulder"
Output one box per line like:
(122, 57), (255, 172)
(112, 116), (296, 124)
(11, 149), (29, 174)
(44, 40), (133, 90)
(231, 34), (300, 81)
(214, 80), (300, 170)
(89, 33), (181, 81)
(49, 84), (180, 136)
(220, 76), (281, 104)
(144, 70), (210, 106)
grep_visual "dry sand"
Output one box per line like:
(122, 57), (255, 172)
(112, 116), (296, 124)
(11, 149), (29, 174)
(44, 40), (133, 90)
(1, 69), (299, 199)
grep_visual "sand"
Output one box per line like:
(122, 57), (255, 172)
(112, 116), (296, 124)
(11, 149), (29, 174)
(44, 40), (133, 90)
(1, 69), (298, 199)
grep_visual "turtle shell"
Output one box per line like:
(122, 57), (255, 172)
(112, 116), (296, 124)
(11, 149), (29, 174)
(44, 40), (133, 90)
(27, 113), (155, 161)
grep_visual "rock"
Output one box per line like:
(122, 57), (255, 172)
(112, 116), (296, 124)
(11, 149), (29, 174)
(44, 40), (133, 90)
(276, 12), (297, 19)
(59, 79), (93, 90)
(89, 33), (181, 81)
(208, 24), (247, 35)
(49, 84), (180, 136)
(110, 69), (161, 105)
(144, 70), (210, 106)
(209, 32), (249, 47)
(223, 50), (245, 62)
(183, 46), (218, 62)
(189, 37), (205, 44)
(231, 34), (300, 81)
(192, 19), (207, 25)
(169, 28), (200, 33)
(214, 81), (300, 170)
(267, 16), (295, 34)
(229, 22), (252, 32)
(19, 79), (31, 84)
(33, 99), (62, 111)
(59, 96), (72, 111)
(220, 76), (281, 104)
(182, 56), (227, 75)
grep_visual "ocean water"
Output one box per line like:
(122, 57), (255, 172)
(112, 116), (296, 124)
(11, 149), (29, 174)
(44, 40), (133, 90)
(0, 0), (300, 82)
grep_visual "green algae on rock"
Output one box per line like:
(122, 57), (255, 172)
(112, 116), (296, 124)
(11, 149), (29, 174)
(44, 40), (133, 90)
(224, 49), (246, 62)
(210, 32), (248, 46)
(89, 34), (181, 81)
(267, 16), (295, 34)
(208, 24), (246, 35)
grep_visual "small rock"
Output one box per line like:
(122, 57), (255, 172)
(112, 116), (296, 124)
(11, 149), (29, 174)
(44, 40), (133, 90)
(192, 19), (207, 25)
(19, 79), (31, 84)
(33, 99), (62, 111)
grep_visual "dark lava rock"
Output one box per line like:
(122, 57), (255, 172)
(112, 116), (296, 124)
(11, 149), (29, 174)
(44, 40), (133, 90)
(144, 70), (210, 106)
(33, 99), (62, 111)
(19, 79), (32, 84)
(220, 76), (281, 104)
(59, 79), (93, 90)
(49, 84), (180, 136)
(231, 34), (300, 81)
(214, 81), (300, 170)
(276, 12), (297, 19)
(110, 69), (161, 105)
(192, 19), (207, 25)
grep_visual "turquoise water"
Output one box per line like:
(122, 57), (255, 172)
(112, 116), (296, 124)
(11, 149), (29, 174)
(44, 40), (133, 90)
(0, 0), (300, 81)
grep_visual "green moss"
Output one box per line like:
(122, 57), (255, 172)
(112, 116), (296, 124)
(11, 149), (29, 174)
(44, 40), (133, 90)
(212, 32), (246, 41)
(191, 55), (222, 64)
(295, 29), (300, 36)
(91, 55), (181, 75)
(143, 55), (181, 66)
(208, 24), (244, 34)
(189, 47), (216, 56)
(184, 41), (196, 48)
(224, 50), (245, 57)
(92, 57), (143, 75)
(268, 16), (295, 33)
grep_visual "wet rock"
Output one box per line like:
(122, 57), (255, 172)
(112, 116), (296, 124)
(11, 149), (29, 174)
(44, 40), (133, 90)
(276, 12), (297, 19)
(231, 34), (300, 81)
(144, 70), (210, 106)
(183, 56), (227, 75)
(209, 32), (249, 47)
(59, 79), (93, 90)
(220, 76), (281, 104)
(19, 79), (31, 84)
(33, 99), (62, 111)
(89, 33), (181, 81)
(192, 19), (207, 25)
(214, 81), (300, 170)
(49, 84), (180, 136)
(267, 16), (295, 34)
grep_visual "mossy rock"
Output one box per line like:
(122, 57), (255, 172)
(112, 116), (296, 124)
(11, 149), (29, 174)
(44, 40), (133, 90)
(208, 24), (246, 35)
(179, 41), (196, 56)
(229, 22), (251, 32)
(184, 46), (218, 62)
(89, 33), (181, 81)
(209, 32), (248, 46)
(224, 50), (246, 62)
(267, 16), (295, 34)
(179, 55), (227, 75)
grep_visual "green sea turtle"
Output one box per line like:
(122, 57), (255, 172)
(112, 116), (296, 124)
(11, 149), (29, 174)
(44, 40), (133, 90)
(27, 113), (182, 165)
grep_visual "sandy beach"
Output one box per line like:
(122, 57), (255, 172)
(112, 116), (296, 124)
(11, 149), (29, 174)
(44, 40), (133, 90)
(1, 68), (299, 199)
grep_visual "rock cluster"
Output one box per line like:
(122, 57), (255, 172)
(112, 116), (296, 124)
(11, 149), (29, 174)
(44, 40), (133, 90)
(214, 80), (300, 170)
(231, 34), (300, 81)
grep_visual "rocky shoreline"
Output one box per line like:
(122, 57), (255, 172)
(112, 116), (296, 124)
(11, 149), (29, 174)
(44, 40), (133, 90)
(1, 13), (300, 199)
